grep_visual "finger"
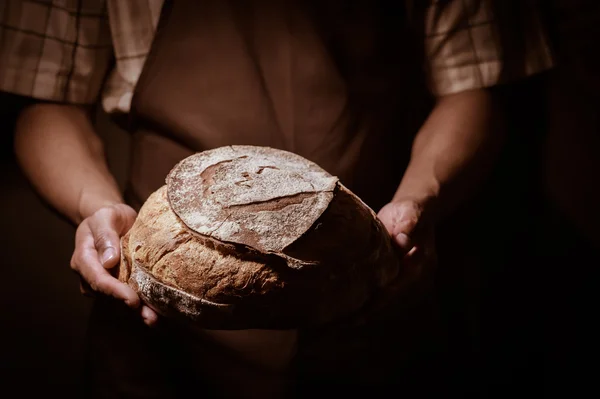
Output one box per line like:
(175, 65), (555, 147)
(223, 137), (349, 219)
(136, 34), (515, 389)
(404, 245), (425, 268)
(393, 232), (414, 254)
(403, 236), (436, 280)
(141, 305), (159, 327)
(87, 220), (121, 270)
(389, 207), (420, 237)
(82, 259), (141, 308)
(73, 235), (140, 308)
(393, 216), (420, 238)
(406, 246), (418, 258)
(87, 206), (135, 269)
(394, 219), (432, 257)
(378, 207), (417, 237)
(88, 205), (137, 269)
(377, 202), (421, 253)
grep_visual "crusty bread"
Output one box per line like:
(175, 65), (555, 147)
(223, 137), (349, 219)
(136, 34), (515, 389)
(119, 145), (400, 329)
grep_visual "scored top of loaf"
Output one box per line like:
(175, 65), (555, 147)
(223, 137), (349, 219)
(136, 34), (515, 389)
(166, 145), (339, 254)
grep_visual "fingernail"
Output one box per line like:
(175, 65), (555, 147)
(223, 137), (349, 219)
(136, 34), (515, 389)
(395, 233), (411, 249)
(101, 248), (117, 265)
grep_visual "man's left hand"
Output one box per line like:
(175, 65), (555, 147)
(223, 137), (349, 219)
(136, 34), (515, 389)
(377, 198), (437, 285)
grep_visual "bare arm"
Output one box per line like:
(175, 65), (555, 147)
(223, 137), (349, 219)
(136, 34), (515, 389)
(13, 104), (122, 224)
(379, 88), (504, 261)
(13, 103), (157, 324)
(395, 88), (503, 219)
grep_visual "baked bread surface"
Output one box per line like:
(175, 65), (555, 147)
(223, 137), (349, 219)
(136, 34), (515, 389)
(119, 145), (400, 329)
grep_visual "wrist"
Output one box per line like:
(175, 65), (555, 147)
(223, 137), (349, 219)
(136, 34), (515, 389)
(393, 178), (439, 203)
(392, 181), (440, 222)
(76, 188), (124, 224)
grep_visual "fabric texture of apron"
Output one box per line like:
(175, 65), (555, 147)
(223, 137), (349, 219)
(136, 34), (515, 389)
(84, 1), (437, 398)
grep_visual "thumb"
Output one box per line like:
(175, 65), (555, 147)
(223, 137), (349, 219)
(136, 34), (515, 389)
(377, 200), (422, 254)
(94, 223), (121, 269)
(393, 231), (413, 254)
(89, 206), (135, 269)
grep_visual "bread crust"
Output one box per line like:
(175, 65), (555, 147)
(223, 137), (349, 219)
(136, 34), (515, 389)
(119, 146), (400, 329)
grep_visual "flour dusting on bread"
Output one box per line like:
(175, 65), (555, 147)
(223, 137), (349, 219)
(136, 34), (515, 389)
(166, 145), (337, 252)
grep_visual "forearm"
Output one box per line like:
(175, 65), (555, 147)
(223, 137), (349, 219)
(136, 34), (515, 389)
(14, 103), (123, 224)
(395, 88), (504, 219)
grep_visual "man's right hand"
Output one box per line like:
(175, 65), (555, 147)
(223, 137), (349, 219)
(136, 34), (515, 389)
(70, 203), (159, 326)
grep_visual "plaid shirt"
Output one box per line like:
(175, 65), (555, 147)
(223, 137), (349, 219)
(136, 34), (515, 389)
(0, 0), (553, 115)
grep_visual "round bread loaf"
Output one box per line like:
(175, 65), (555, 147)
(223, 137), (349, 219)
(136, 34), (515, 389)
(118, 145), (400, 329)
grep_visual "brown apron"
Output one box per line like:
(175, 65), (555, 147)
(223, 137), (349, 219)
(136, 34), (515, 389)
(85, 1), (435, 398)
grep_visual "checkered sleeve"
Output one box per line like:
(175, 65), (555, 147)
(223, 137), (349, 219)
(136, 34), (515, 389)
(424, 0), (554, 96)
(0, 0), (113, 104)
